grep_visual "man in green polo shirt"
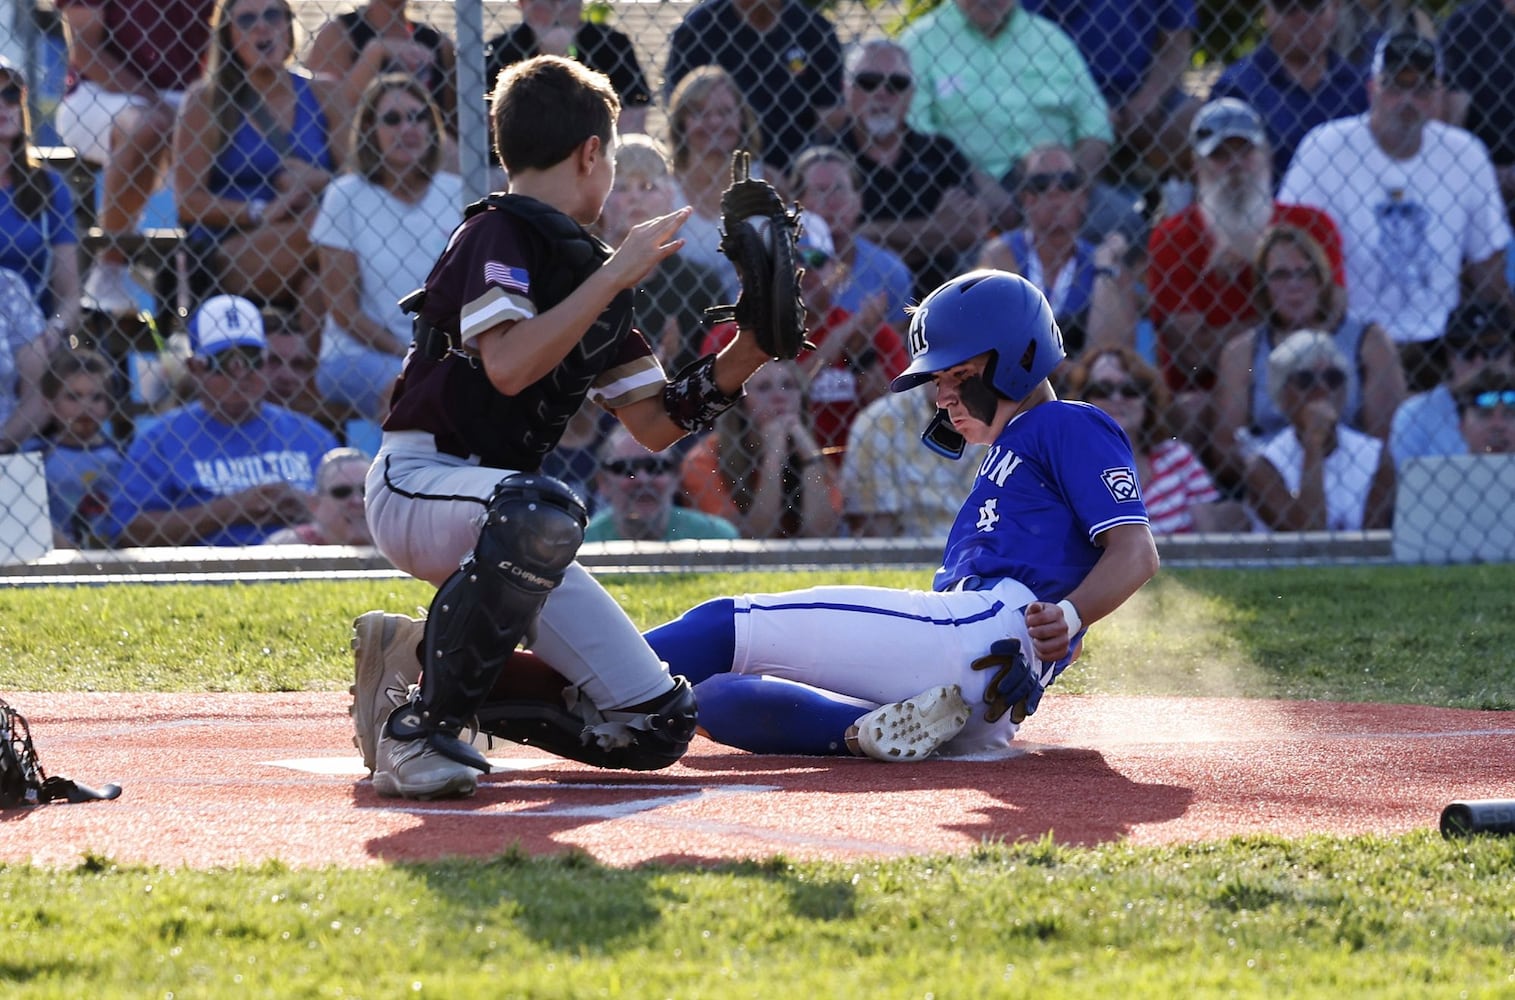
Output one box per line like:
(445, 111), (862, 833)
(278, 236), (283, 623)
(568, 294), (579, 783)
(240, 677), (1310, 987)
(900, 0), (1113, 186)
(584, 426), (740, 542)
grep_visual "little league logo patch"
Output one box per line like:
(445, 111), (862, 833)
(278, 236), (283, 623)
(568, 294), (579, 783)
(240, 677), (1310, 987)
(1101, 467), (1141, 502)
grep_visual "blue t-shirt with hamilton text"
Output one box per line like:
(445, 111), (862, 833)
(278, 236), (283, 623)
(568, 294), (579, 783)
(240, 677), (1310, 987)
(935, 399), (1149, 601)
(108, 402), (338, 546)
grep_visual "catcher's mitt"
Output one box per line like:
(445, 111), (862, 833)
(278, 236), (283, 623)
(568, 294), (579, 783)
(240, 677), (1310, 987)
(706, 150), (810, 360)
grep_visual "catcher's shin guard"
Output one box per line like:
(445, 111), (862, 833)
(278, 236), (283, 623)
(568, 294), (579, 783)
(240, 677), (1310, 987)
(474, 675), (699, 771)
(388, 474), (587, 769)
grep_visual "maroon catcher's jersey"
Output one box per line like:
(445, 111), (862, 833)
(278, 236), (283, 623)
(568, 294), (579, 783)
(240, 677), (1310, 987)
(384, 203), (665, 470)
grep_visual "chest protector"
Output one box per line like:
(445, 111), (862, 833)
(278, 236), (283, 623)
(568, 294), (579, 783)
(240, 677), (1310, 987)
(392, 193), (635, 471)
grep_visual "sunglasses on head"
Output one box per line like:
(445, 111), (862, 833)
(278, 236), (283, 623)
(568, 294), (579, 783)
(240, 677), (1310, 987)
(852, 71), (913, 94)
(231, 7), (291, 30)
(604, 456), (677, 478)
(202, 346), (267, 374)
(1083, 380), (1143, 402)
(1022, 170), (1084, 195)
(0, 84), (22, 105)
(378, 107), (430, 128)
(1287, 367), (1346, 391)
(325, 483), (365, 500)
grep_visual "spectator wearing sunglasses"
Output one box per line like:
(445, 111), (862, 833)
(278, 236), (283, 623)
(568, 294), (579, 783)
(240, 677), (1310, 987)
(978, 144), (1142, 358)
(1211, 224), (1405, 488)
(172, 0), (345, 335)
(311, 74), (462, 422)
(1453, 369), (1515, 455)
(107, 294), (338, 546)
(824, 39), (999, 300)
(584, 426), (738, 542)
(264, 447), (374, 545)
(1390, 299), (1515, 467)
(1244, 329), (1395, 531)
(1063, 346), (1244, 533)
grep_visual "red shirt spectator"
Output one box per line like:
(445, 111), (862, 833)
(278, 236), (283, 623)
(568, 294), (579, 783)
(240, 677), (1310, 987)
(1148, 202), (1344, 389)
(58, 0), (212, 93)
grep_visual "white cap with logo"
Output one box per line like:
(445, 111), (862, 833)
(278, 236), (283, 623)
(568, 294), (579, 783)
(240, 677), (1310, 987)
(188, 294), (267, 357)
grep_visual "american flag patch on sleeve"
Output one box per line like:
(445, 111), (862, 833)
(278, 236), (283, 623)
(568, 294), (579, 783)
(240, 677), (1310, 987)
(483, 261), (530, 294)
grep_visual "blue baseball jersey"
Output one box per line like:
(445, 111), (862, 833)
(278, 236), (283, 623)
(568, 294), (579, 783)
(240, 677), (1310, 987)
(108, 402), (338, 546)
(935, 400), (1149, 600)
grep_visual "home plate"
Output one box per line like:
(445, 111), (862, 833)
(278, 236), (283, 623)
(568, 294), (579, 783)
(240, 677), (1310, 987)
(263, 757), (552, 776)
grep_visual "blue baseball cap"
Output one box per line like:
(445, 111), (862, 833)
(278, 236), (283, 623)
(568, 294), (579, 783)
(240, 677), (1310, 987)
(188, 294), (267, 357)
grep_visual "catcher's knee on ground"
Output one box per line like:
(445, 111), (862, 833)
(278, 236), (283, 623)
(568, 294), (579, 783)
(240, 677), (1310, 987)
(386, 474), (587, 769)
(473, 674), (698, 771)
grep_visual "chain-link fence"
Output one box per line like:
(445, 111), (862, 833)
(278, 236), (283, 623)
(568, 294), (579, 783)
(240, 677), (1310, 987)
(1, 0), (1512, 572)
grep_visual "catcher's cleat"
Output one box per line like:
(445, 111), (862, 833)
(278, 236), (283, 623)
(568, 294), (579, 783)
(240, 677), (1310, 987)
(372, 726), (481, 800)
(350, 611), (425, 775)
(845, 685), (971, 762)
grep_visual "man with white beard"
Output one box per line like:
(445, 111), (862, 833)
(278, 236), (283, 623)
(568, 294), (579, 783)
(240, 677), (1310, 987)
(821, 39), (1008, 300)
(1148, 97), (1346, 443)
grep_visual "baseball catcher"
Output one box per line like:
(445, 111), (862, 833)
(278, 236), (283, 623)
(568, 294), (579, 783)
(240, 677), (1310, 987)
(705, 150), (810, 361)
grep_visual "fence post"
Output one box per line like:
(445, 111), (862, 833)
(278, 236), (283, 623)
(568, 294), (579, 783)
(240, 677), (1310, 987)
(454, 0), (491, 206)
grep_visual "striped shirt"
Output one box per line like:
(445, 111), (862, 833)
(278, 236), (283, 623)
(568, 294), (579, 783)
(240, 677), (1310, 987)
(1142, 439), (1221, 535)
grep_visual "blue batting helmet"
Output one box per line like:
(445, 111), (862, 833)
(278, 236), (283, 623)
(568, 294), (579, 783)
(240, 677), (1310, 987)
(890, 270), (1065, 401)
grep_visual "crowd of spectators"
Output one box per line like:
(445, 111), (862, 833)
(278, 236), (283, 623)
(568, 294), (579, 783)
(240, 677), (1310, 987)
(3, 0), (1514, 553)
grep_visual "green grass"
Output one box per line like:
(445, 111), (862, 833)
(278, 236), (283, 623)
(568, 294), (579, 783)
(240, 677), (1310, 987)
(1, 564), (1511, 708)
(4, 836), (1514, 998)
(2, 564), (1513, 996)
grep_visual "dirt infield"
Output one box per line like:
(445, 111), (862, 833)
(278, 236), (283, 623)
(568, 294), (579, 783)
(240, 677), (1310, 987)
(3, 692), (1512, 868)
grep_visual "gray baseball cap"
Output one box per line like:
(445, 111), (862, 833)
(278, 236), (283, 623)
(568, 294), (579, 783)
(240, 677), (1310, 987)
(1189, 98), (1266, 157)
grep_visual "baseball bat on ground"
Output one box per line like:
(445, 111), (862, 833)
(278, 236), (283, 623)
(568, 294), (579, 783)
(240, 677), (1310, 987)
(1439, 799), (1515, 837)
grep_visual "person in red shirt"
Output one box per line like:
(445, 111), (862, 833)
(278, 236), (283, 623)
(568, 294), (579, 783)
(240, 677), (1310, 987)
(1147, 98), (1344, 443)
